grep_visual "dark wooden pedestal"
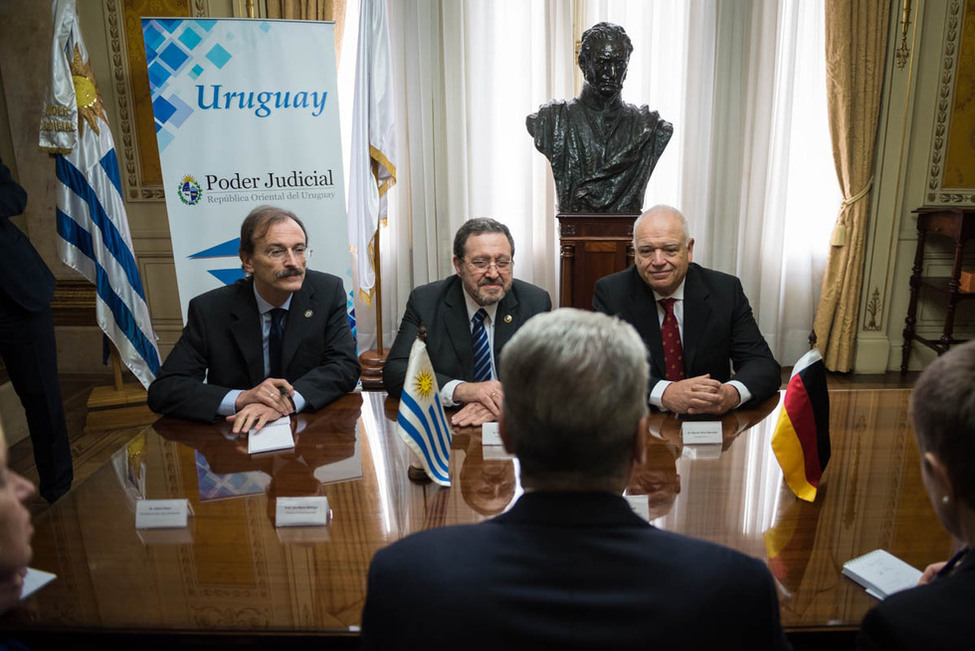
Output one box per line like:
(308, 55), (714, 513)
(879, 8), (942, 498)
(901, 206), (975, 372)
(359, 349), (386, 391)
(558, 212), (638, 309)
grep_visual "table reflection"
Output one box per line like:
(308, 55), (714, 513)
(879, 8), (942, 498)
(0, 388), (953, 641)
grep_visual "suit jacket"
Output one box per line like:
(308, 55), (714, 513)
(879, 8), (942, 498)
(0, 158), (55, 311)
(147, 271), (359, 420)
(361, 491), (791, 650)
(593, 263), (780, 405)
(857, 549), (975, 651)
(383, 276), (552, 398)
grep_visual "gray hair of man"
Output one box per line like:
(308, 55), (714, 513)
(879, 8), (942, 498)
(452, 218), (515, 259)
(911, 339), (975, 509)
(632, 204), (691, 248)
(499, 308), (649, 492)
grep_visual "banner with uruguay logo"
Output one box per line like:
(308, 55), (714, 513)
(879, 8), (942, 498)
(141, 18), (354, 333)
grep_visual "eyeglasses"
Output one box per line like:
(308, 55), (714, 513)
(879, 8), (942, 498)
(265, 246), (312, 261)
(465, 257), (513, 272)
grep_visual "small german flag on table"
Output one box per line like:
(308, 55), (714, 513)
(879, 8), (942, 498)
(771, 349), (830, 502)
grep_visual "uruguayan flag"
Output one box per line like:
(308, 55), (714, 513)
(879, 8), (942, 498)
(39, 0), (160, 388)
(396, 338), (452, 486)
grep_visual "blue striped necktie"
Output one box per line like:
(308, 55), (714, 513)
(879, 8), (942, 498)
(269, 308), (286, 378)
(471, 308), (491, 382)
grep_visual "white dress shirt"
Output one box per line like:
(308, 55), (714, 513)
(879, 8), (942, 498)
(648, 280), (750, 410)
(441, 292), (499, 406)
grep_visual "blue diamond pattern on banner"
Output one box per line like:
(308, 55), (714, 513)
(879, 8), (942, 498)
(160, 42), (189, 69)
(157, 19), (182, 34)
(152, 96), (177, 124)
(147, 62), (168, 89)
(179, 26), (202, 50)
(206, 44), (231, 68)
(142, 18), (250, 150)
(165, 94), (193, 128)
(143, 25), (165, 52)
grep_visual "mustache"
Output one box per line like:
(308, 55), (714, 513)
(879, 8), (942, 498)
(276, 268), (304, 279)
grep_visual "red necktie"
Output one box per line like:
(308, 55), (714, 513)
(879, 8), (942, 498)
(659, 298), (685, 381)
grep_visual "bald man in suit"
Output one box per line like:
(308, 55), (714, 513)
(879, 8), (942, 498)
(594, 205), (780, 415)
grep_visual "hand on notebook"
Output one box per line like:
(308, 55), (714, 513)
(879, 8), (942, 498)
(228, 403), (284, 434)
(919, 561), (948, 585)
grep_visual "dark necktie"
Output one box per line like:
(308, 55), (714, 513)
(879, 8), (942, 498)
(269, 308), (286, 378)
(659, 298), (685, 381)
(471, 308), (491, 382)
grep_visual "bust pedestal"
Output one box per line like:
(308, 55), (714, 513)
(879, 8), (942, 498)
(557, 212), (637, 309)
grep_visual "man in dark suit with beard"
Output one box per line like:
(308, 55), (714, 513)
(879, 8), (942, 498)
(383, 218), (551, 427)
(148, 205), (359, 433)
(594, 205), (780, 415)
(361, 309), (790, 649)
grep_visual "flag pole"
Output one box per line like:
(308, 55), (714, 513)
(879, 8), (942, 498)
(359, 223), (387, 389)
(374, 223), (384, 352)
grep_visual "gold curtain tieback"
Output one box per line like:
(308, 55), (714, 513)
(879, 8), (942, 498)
(831, 177), (874, 247)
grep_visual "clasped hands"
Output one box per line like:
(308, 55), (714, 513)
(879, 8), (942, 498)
(228, 378), (296, 434)
(661, 374), (739, 415)
(450, 380), (503, 427)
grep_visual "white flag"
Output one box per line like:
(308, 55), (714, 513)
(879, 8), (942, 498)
(40, 0), (160, 388)
(396, 339), (452, 486)
(348, 0), (397, 304)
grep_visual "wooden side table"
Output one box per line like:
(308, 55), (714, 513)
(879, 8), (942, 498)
(901, 206), (975, 372)
(558, 213), (637, 309)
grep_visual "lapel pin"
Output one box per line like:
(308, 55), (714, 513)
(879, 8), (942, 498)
(503, 314), (512, 324)
(304, 309), (313, 318)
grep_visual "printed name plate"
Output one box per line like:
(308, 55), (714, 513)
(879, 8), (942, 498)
(681, 421), (723, 445)
(624, 494), (651, 521)
(136, 499), (192, 529)
(276, 496), (330, 527)
(481, 422), (503, 446)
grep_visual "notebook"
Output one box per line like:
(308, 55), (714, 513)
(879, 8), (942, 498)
(842, 549), (922, 599)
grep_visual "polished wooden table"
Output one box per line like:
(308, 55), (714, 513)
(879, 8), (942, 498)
(0, 389), (952, 649)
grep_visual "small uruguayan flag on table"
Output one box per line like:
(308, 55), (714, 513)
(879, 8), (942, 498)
(396, 338), (452, 486)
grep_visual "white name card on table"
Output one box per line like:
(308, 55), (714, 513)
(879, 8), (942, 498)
(135, 499), (192, 529)
(624, 494), (651, 521)
(481, 422), (503, 446)
(248, 415), (295, 454)
(276, 496), (330, 527)
(681, 421), (722, 445)
(21, 568), (57, 601)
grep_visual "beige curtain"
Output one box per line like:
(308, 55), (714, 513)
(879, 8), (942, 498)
(262, 0), (347, 65)
(812, 0), (890, 371)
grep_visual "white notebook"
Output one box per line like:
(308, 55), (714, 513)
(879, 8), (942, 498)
(842, 549), (922, 600)
(248, 416), (295, 454)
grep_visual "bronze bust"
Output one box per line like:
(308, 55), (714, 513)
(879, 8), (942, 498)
(526, 23), (673, 213)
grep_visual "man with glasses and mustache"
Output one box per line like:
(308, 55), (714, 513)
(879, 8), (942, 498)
(384, 218), (551, 428)
(149, 205), (359, 433)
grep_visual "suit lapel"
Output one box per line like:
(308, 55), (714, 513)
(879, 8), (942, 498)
(229, 280), (265, 385)
(282, 280), (315, 375)
(626, 268), (665, 378)
(444, 278), (475, 377)
(494, 284), (520, 356)
(681, 265), (710, 374)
